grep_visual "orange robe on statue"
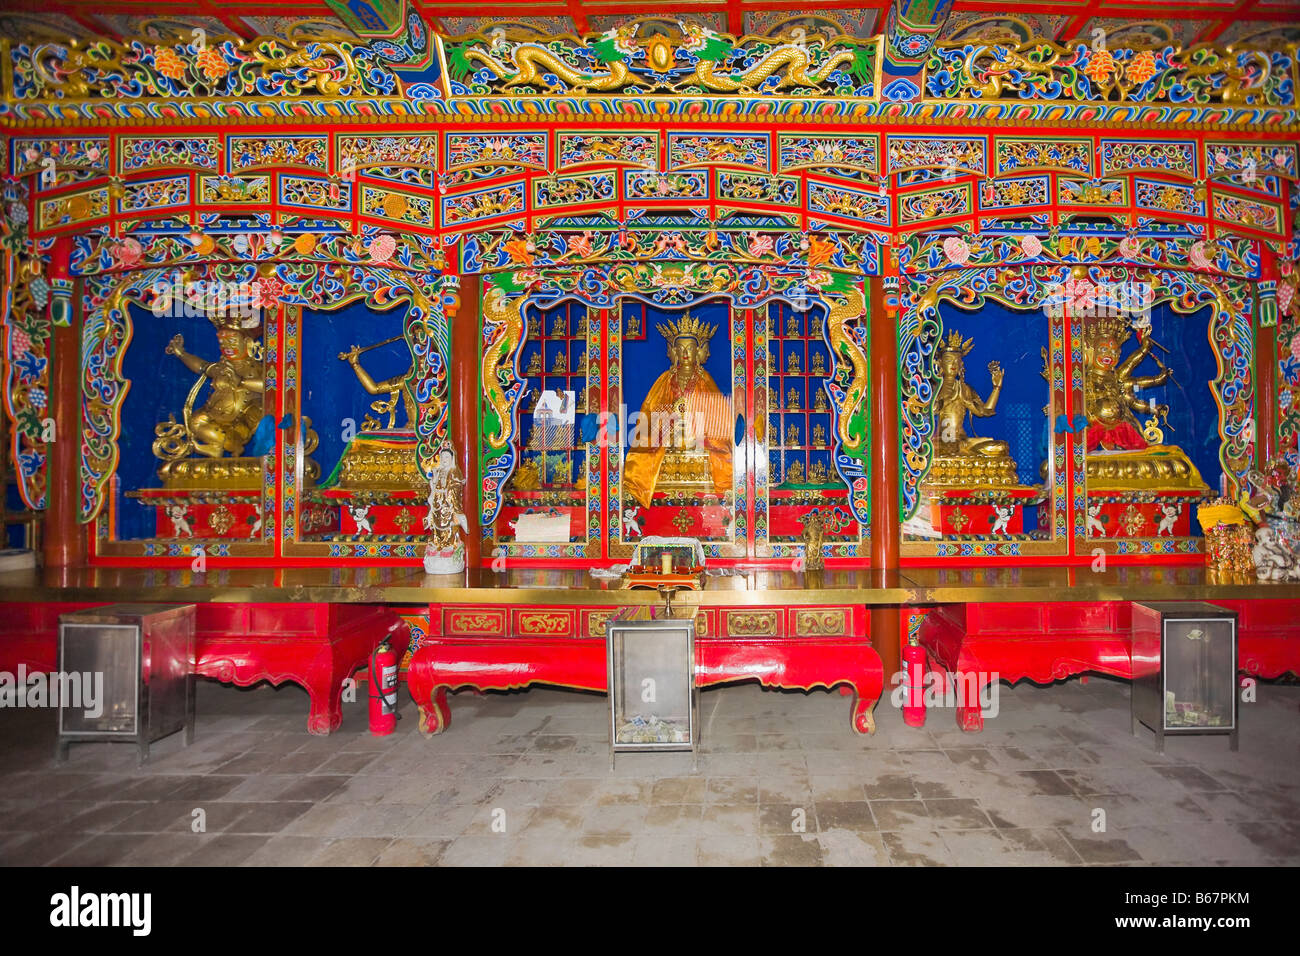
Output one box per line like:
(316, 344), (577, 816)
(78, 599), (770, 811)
(623, 369), (733, 509)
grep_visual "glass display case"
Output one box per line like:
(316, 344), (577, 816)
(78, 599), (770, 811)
(1131, 601), (1238, 752)
(607, 606), (697, 763)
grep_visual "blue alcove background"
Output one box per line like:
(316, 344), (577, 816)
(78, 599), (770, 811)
(1120, 302), (1221, 493)
(117, 303), (236, 539)
(936, 299), (1051, 491)
(112, 301), (412, 539)
(300, 301), (412, 485)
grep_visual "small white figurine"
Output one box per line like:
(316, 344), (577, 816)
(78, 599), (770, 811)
(1087, 503), (1107, 538)
(165, 504), (193, 538)
(1156, 504), (1179, 537)
(1253, 526), (1300, 581)
(249, 504), (263, 537)
(424, 446), (468, 574)
(622, 506), (642, 538)
(347, 503), (373, 535)
(989, 504), (1013, 535)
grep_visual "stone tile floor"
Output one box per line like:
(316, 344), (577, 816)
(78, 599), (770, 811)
(1, 674), (1297, 866)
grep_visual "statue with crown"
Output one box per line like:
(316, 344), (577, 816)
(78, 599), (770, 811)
(920, 329), (1039, 536)
(623, 311), (733, 508)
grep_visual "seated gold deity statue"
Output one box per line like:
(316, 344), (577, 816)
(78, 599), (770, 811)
(927, 330), (1019, 487)
(623, 313), (733, 508)
(1082, 317), (1208, 491)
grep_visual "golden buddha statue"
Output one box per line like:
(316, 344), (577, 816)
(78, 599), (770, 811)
(622, 312), (732, 507)
(811, 352), (826, 377)
(787, 351), (801, 375)
(1082, 316), (1208, 491)
(926, 330), (1019, 487)
(625, 314), (641, 338)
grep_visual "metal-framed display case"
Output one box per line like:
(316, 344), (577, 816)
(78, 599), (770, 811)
(57, 604), (197, 763)
(607, 605), (698, 764)
(1131, 601), (1238, 753)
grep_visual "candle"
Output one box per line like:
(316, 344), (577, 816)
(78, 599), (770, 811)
(660, 552), (673, 575)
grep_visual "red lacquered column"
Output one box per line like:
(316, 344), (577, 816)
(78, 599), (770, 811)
(450, 275), (481, 572)
(868, 275), (901, 680)
(44, 253), (86, 569)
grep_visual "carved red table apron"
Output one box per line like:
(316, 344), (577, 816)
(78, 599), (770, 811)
(915, 599), (1300, 732)
(195, 602), (410, 734)
(406, 603), (883, 735)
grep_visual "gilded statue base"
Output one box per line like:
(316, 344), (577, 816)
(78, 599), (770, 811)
(925, 455), (1021, 489)
(157, 456), (279, 491)
(655, 448), (716, 495)
(1086, 447), (1210, 493)
(322, 432), (422, 492)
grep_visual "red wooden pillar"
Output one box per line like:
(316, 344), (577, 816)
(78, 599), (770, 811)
(450, 275), (481, 572)
(1257, 251), (1279, 465)
(1257, 323), (1277, 465)
(44, 258), (86, 569)
(868, 274), (901, 680)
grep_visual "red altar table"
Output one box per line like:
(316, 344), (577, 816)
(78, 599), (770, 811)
(915, 598), (1300, 731)
(406, 602), (883, 736)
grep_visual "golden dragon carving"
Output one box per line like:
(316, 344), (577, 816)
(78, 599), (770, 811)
(826, 287), (868, 454)
(465, 44), (643, 93)
(480, 284), (526, 451)
(680, 25), (856, 93)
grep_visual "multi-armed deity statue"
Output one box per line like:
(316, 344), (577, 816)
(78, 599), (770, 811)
(623, 312), (733, 507)
(925, 329), (1020, 488)
(153, 308), (318, 488)
(1082, 316), (1207, 492)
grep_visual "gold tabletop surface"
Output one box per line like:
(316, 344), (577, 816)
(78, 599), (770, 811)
(0, 564), (1297, 606)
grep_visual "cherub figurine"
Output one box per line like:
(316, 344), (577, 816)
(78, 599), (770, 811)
(347, 502), (374, 535)
(165, 504), (193, 538)
(989, 503), (1014, 535)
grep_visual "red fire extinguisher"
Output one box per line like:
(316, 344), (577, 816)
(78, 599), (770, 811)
(369, 638), (399, 736)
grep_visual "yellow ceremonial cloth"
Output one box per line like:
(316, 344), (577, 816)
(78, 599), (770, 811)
(1196, 502), (1246, 530)
(623, 369), (733, 508)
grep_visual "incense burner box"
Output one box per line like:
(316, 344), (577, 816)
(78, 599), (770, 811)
(1131, 601), (1238, 752)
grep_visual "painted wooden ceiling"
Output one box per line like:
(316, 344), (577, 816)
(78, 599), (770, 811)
(0, 0), (1296, 47)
